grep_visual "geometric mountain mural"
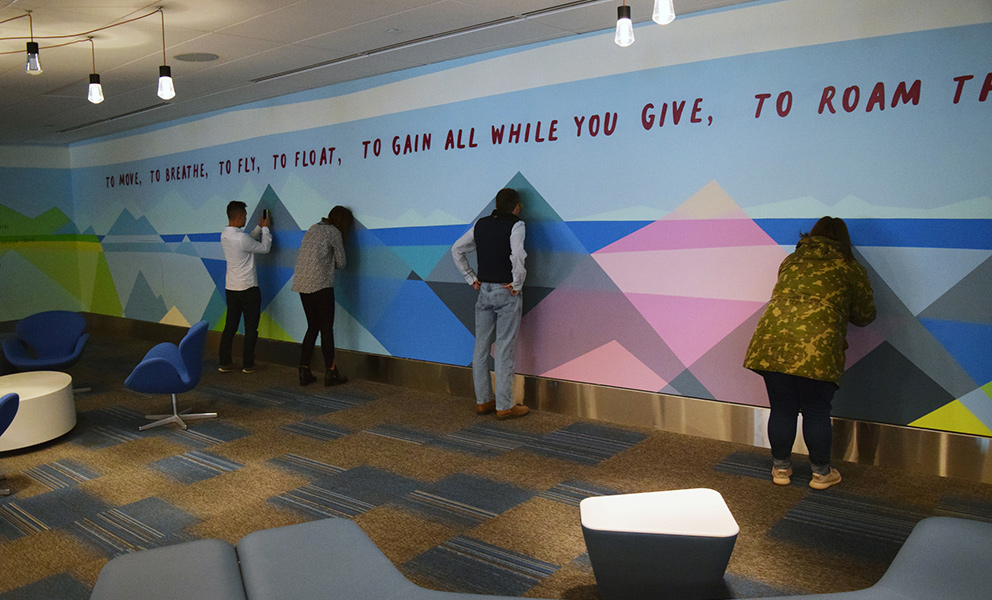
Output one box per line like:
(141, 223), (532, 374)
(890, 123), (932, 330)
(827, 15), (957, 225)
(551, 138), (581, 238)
(3, 175), (991, 437)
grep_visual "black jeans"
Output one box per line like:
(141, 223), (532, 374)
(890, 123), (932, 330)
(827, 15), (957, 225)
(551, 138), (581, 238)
(299, 287), (336, 369)
(219, 286), (261, 368)
(761, 371), (838, 473)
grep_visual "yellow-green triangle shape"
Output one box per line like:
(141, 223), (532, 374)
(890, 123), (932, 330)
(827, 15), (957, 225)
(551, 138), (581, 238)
(259, 311), (293, 342)
(910, 400), (992, 436)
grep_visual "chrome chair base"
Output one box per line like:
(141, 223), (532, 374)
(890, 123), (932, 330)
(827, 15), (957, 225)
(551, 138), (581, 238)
(140, 393), (217, 431)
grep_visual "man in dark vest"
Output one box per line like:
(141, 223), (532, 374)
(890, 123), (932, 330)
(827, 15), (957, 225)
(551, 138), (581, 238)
(451, 188), (529, 419)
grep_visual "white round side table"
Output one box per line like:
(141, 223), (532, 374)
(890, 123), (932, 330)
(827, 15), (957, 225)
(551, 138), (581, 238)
(0, 371), (76, 451)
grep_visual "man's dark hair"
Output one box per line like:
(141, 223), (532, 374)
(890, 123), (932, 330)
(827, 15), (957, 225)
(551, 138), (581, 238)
(495, 188), (520, 213)
(227, 201), (247, 220)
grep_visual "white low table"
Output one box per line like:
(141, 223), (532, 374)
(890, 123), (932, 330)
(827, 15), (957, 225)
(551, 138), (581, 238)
(0, 371), (76, 451)
(580, 488), (739, 600)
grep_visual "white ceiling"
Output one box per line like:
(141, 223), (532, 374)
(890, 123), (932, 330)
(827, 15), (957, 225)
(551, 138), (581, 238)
(0, 0), (757, 146)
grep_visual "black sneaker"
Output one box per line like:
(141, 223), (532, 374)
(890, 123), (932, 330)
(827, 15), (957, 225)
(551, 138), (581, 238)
(218, 363), (238, 373)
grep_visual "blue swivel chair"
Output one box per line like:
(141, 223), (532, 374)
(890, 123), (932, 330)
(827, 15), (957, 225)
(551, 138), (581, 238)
(124, 321), (216, 431)
(0, 393), (19, 496)
(2, 311), (89, 372)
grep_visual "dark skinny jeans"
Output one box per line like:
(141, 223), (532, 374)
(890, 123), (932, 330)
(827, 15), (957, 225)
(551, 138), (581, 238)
(761, 370), (838, 474)
(219, 286), (261, 368)
(299, 287), (336, 370)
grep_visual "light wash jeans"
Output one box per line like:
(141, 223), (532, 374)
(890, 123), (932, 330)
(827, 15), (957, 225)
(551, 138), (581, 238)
(473, 282), (523, 411)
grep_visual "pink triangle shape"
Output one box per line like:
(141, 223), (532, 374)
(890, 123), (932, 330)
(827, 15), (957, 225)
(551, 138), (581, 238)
(596, 218), (780, 253)
(626, 293), (767, 367)
(542, 340), (668, 392)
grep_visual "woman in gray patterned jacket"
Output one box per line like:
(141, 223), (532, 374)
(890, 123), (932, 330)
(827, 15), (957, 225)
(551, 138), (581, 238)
(292, 206), (354, 387)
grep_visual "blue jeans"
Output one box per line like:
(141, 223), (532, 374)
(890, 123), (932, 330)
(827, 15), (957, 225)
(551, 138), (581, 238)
(473, 283), (522, 411)
(761, 371), (837, 475)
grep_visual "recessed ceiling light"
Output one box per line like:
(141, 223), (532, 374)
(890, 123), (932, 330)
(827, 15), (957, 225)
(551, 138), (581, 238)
(174, 53), (219, 62)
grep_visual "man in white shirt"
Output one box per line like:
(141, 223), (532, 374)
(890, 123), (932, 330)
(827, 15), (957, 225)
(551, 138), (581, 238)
(219, 201), (272, 373)
(451, 188), (529, 419)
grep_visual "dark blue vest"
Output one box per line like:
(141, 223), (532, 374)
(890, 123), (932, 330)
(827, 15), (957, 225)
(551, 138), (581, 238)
(474, 210), (520, 284)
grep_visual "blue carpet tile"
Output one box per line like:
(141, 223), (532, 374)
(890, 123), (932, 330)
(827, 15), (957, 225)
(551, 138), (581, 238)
(149, 450), (243, 484)
(0, 488), (111, 540)
(69, 497), (200, 557)
(69, 407), (145, 449)
(321, 466), (423, 505)
(404, 536), (559, 596)
(282, 419), (352, 441)
(0, 573), (91, 600)
(197, 384), (285, 409)
(724, 573), (800, 599)
(399, 473), (536, 529)
(432, 422), (538, 457)
(161, 420), (252, 448)
(364, 423), (437, 445)
(22, 459), (100, 491)
(270, 465), (424, 519)
(268, 454), (345, 481)
(538, 480), (619, 507)
(768, 490), (929, 562)
(934, 495), (992, 522)
(270, 482), (376, 519)
(274, 386), (376, 414)
(522, 422), (648, 465)
(713, 450), (815, 486)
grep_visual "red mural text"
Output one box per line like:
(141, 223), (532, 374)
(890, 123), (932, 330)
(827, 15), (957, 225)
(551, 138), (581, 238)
(490, 121), (558, 144)
(952, 72), (992, 103)
(818, 80), (921, 114)
(641, 99), (710, 128)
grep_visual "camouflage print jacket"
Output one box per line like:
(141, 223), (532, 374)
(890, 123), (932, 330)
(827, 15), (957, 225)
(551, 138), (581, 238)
(744, 236), (876, 384)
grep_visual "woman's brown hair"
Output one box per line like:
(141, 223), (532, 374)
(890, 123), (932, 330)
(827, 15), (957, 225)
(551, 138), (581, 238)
(324, 206), (354, 243)
(801, 216), (853, 260)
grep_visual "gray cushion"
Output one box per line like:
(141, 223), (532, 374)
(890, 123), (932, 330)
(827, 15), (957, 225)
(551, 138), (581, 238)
(756, 516), (992, 600)
(89, 538), (245, 600)
(236, 518), (417, 600)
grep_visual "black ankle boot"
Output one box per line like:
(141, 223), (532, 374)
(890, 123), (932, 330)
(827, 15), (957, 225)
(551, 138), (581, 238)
(299, 366), (317, 386)
(325, 366), (348, 386)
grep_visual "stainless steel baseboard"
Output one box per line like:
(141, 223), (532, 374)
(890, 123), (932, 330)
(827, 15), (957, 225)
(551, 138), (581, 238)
(78, 314), (992, 484)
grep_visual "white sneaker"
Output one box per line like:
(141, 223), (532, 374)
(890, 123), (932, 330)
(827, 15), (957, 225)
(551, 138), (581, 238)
(771, 466), (792, 486)
(810, 467), (842, 490)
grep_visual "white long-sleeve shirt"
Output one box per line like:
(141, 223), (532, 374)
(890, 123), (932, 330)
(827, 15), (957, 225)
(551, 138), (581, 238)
(451, 220), (526, 292)
(221, 225), (271, 290)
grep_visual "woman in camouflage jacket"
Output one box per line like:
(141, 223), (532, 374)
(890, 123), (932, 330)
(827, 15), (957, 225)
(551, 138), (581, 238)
(744, 217), (875, 490)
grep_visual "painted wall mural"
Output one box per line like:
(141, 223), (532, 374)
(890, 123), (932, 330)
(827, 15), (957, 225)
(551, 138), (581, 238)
(2, 0), (990, 437)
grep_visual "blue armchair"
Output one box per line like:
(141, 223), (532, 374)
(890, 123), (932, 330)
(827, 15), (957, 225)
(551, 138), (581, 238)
(124, 321), (216, 431)
(2, 311), (89, 372)
(0, 393), (19, 496)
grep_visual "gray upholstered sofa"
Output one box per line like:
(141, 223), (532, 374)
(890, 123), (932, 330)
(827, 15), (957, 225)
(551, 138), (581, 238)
(89, 516), (992, 600)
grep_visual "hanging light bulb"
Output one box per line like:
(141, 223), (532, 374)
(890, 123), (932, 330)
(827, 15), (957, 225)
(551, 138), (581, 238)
(652, 0), (676, 25)
(88, 74), (105, 104)
(25, 12), (42, 74)
(87, 38), (104, 104)
(157, 8), (175, 100)
(26, 41), (42, 74)
(615, 4), (634, 47)
(158, 65), (175, 100)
